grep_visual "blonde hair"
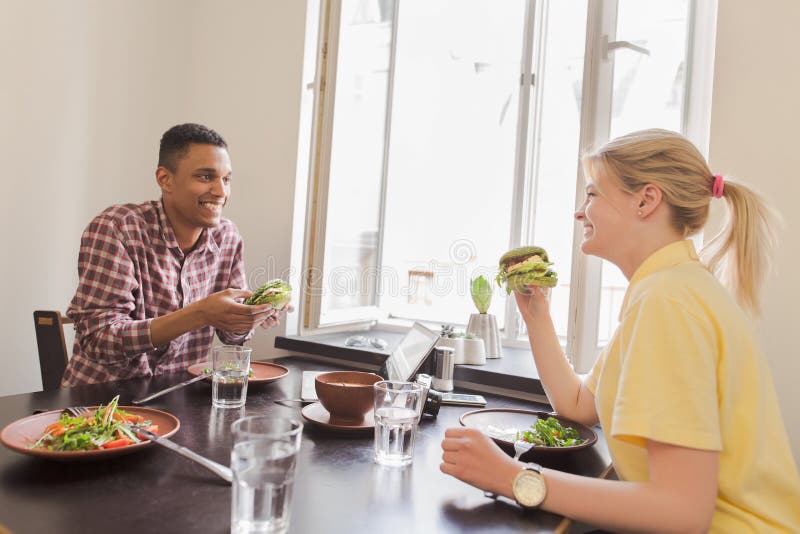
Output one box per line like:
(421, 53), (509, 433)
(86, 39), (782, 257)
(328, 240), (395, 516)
(582, 129), (779, 316)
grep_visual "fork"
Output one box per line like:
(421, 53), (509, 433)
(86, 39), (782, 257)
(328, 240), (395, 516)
(125, 425), (232, 483)
(64, 406), (232, 483)
(513, 439), (533, 460)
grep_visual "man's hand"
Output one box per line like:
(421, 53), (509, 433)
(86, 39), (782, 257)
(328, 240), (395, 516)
(440, 427), (521, 499)
(199, 289), (276, 333)
(257, 303), (295, 330)
(149, 289), (278, 347)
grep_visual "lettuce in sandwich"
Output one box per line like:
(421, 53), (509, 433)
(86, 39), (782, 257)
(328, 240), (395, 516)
(496, 246), (558, 294)
(244, 279), (292, 308)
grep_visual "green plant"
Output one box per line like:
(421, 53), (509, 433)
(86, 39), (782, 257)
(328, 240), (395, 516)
(440, 325), (473, 339)
(471, 275), (492, 314)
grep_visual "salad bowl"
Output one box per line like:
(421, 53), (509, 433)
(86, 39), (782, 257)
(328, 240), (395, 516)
(459, 408), (597, 458)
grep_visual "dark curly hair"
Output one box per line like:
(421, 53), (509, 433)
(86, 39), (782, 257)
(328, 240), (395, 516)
(158, 123), (228, 172)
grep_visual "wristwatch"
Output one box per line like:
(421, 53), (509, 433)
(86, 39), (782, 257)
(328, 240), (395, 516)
(512, 462), (546, 508)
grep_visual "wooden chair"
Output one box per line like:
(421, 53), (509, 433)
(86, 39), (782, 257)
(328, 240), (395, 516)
(33, 310), (72, 391)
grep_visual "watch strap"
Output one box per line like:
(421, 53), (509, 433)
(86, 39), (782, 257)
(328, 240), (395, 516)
(523, 462), (543, 474)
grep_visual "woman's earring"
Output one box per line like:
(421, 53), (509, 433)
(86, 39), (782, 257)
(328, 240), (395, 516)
(637, 210), (643, 217)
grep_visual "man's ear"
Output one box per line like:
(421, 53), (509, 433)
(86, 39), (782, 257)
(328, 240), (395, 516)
(156, 166), (173, 193)
(638, 184), (663, 217)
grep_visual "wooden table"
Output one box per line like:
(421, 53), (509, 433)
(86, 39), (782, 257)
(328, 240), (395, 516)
(0, 357), (611, 533)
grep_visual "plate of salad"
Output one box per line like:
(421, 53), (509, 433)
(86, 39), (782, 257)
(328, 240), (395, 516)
(0, 395), (179, 461)
(459, 408), (597, 456)
(187, 361), (289, 384)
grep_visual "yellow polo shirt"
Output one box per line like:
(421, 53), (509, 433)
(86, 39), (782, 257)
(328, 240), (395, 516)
(585, 240), (800, 532)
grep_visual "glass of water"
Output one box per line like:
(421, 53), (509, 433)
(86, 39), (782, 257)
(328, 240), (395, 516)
(212, 345), (252, 409)
(230, 416), (303, 534)
(373, 381), (424, 467)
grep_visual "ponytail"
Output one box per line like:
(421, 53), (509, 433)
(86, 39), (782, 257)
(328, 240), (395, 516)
(700, 180), (780, 316)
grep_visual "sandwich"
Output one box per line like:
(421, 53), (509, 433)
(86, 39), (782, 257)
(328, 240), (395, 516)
(495, 246), (558, 294)
(244, 279), (292, 308)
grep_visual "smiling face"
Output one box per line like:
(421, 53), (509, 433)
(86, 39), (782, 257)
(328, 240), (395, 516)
(157, 143), (232, 248)
(574, 165), (640, 263)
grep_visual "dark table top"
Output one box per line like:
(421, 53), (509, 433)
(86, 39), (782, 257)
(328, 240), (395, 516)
(0, 357), (611, 534)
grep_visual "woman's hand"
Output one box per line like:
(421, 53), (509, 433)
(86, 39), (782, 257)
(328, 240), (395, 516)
(440, 427), (521, 499)
(513, 285), (551, 323)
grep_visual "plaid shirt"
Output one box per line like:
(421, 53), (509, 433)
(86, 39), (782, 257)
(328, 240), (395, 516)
(61, 200), (250, 386)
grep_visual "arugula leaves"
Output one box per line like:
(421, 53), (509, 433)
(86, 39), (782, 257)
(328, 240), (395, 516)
(517, 416), (585, 447)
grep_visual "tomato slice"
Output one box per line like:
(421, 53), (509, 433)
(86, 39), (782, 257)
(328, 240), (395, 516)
(101, 438), (134, 449)
(44, 423), (66, 437)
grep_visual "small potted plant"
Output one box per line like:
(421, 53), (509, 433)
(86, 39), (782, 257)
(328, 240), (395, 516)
(437, 324), (465, 363)
(466, 275), (502, 359)
(437, 325), (485, 365)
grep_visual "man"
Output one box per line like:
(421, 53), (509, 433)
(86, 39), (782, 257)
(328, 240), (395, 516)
(62, 123), (280, 386)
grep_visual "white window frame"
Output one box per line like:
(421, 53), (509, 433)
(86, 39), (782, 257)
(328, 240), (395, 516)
(294, 0), (717, 371)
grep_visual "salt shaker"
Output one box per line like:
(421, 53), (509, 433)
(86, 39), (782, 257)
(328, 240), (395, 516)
(431, 346), (455, 392)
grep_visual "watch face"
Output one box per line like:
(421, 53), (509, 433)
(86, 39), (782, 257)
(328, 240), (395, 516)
(513, 471), (546, 508)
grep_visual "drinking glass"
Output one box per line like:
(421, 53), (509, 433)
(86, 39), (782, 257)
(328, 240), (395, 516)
(373, 381), (423, 467)
(212, 345), (252, 409)
(230, 417), (303, 534)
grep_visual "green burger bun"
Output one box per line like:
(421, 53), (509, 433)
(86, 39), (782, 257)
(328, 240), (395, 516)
(495, 246), (558, 294)
(244, 279), (292, 308)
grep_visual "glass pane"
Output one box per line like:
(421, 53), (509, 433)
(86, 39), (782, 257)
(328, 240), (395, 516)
(609, 0), (690, 137)
(320, 0), (395, 320)
(522, 0), (588, 342)
(379, 0), (527, 327)
(598, 0), (690, 344)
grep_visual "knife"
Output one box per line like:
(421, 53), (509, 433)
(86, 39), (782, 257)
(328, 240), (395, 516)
(273, 399), (315, 408)
(130, 426), (232, 483)
(131, 373), (208, 405)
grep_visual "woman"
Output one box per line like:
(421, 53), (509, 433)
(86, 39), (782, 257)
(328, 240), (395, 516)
(440, 129), (800, 533)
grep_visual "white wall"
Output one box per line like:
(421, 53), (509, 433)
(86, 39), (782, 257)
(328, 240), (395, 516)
(708, 0), (800, 459)
(0, 0), (306, 395)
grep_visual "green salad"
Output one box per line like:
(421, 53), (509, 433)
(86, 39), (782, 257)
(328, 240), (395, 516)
(30, 395), (157, 452)
(517, 416), (586, 447)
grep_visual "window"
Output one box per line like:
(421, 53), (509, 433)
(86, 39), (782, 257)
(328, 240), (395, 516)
(296, 0), (714, 371)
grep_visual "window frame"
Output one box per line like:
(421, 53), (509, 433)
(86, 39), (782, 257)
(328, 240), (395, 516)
(294, 0), (716, 371)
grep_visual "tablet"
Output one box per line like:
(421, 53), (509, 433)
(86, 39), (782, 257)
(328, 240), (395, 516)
(383, 322), (439, 381)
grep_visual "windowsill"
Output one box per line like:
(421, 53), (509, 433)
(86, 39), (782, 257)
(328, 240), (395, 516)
(274, 328), (550, 401)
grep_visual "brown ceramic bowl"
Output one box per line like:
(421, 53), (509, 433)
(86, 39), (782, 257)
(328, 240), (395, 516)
(315, 371), (383, 424)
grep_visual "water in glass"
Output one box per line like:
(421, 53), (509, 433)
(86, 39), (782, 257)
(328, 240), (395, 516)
(374, 406), (418, 467)
(212, 369), (248, 409)
(231, 440), (297, 534)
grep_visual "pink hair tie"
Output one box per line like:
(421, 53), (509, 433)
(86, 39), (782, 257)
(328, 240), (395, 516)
(712, 174), (725, 198)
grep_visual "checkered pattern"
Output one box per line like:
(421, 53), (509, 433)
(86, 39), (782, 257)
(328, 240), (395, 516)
(61, 200), (250, 386)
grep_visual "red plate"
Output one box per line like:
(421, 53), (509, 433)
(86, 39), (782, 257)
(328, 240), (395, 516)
(187, 361), (289, 383)
(0, 406), (180, 461)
